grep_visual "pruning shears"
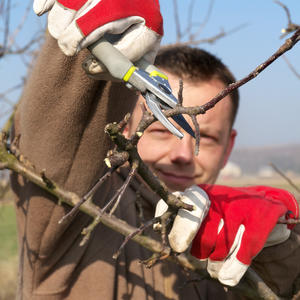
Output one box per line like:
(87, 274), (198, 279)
(88, 38), (195, 139)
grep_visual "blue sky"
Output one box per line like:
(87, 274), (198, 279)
(0, 0), (299, 148)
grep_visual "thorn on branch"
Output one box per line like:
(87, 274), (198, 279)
(118, 113), (131, 132)
(130, 108), (153, 146)
(141, 248), (171, 268)
(104, 150), (129, 169)
(41, 170), (55, 190)
(80, 214), (101, 246)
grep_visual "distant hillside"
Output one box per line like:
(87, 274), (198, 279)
(229, 144), (300, 175)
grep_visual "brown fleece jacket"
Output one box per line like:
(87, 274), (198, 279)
(11, 33), (300, 300)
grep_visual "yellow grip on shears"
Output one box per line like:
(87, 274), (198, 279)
(123, 66), (137, 82)
(149, 70), (168, 80)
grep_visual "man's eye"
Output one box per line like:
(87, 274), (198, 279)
(149, 127), (171, 137)
(200, 134), (217, 143)
(152, 129), (169, 134)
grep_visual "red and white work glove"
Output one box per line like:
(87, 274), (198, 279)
(33, 0), (163, 76)
(155, 185), (299, 286)
(154, 186), (211, 252)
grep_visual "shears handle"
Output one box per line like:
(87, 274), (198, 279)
(88, 38), (133, 81)
(88, 38), (166, 86)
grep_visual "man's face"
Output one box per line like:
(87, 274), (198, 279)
(125, 71), (236, 191)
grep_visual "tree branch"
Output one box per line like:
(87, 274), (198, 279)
(0, 134), (279, 299)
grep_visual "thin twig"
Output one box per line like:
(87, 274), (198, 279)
(172, 0), (181, 42)
(109, 162), (138, 215)
(269, 163), (300, 195)
(80, 214), (102, 246)
(274, 0), (292, 25)
(177, 79), (184, 106)
(274, 0), (300, 38)
(113, 217), (160, 259)
(3, 0), (10, 53)
(185, 0), (197, 38)
(189, 0), (215, 41)
(282, 55), (300, 79)
(191, 115), (200, 156)
(59, 167), (117, 224)
(277, 218), (300, 225)
(161, 29), (300, 120)
(167, 23), (248, 47)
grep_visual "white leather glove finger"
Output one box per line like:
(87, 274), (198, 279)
(154, 185), (210, 253)
(207, 223), (248, 287)
(33, 0), (55, 16)
(47, 1), (88, 42)
(45, 0), (163, 57)
(206, 221), (291, 286)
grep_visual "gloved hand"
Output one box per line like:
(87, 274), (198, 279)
(33, 0), (163, 77)
(190, 185), (299, 286)
(154, 185), (210, 253)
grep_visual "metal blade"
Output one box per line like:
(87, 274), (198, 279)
(145, 93), (183, 139)
(171, 114), (195, 139)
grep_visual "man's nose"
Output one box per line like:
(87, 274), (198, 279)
(169, 135), (194, 165)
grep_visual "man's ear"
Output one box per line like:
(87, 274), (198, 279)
(222, 129), (237, 168)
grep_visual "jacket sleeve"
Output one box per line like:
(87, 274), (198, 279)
(10, 33), (137, 295)
(252, 223), (300, 298)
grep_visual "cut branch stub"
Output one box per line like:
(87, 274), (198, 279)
(105, 150), (129, 169)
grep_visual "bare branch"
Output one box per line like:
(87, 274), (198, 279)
(166, 23), (248, 47)
(113, 217), (160, 259)
(277, 217), (300, 225)
(274, 0), (292, 24)
(191, 115), (200, 156)
(269, 163), (300, 195)
(6, 2), (32, 50)
(189, 0), (215, 41)
(109, 161), (138, 215)
(59, 167), (118, 224)
(172, 0), (181, 42)
(274, 0), (300, 38)
(0, 127), (281, 299)
(185, 0), (197, 38)
(177, 79), (183, 106)
(282, 55), (300, 79)
(164, 28), (300, 119)
(105, 122), (193, 212)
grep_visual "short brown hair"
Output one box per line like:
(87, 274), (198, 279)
(154, 46), (239, 126)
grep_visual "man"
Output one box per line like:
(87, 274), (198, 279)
(10, 0), (300, 299)
(125, 46), (238, 191)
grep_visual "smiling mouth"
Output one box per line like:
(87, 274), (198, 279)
(156, 169), (195, 187)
